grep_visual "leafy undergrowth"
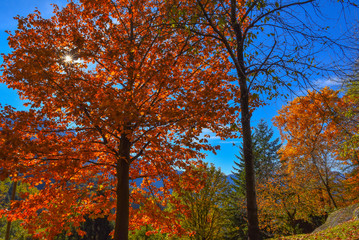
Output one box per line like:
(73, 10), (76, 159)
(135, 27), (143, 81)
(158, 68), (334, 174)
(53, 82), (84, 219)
(272, 220), (359, 240)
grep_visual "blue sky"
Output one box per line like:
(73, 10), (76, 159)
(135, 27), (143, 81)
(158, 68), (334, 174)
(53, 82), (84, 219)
(0, 0), (67, 108)
(0, 0), (357, 174)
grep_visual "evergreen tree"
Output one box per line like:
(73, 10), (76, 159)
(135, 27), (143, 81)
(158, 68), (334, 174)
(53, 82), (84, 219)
(225, 120), (281, 239)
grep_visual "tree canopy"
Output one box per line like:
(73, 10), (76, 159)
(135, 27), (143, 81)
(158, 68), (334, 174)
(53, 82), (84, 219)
(0, 1), (238, 239)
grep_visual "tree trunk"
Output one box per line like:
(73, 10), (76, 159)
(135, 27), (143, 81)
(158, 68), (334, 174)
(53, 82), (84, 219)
(239, 84), (262, 240)
(114, 134), (131, 240)
(325, 183), (337, 209)
(230, 1), (261, 237)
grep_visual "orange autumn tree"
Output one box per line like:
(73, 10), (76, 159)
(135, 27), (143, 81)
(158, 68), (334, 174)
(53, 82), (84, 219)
(258, 87), (359, 236)
(255, 88), (352, 236)
(273, 88), (351, 213)
(0, 0), (239, 239)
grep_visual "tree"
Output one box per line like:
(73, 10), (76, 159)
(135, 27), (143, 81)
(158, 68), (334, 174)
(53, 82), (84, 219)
(259, 87), (358, 236)
(0, 178), (35, 240)
(233, 119), (281, 189)
(227, 120), (281, 239)
(224, 162), (248, 240)
(175, 164), (231, 240)
(0, 1), (238, 239)
(274, 87), (350, 209)
(167, 1), (356, 238)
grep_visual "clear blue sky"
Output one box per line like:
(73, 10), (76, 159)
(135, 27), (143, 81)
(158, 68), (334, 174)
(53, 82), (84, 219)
(0, 0), (357, 174)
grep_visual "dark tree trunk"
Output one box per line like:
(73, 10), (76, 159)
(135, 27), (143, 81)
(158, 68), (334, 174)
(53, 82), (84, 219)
(114, 134), (131, 240)
(239, 82), (262, 240)
(229, 0), (261, 237)
(234, 29), (262, 240)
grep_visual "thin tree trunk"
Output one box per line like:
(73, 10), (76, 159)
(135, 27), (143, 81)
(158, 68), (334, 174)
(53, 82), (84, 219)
(311, 155), (337, 208)
(230, 0), (261, 237)
(240, 84), (262, 240)
(114, 134), (130, 240)
(5, 181), (17, 240)
(234, 29), (262, 240)
(324, 183), (337, 209)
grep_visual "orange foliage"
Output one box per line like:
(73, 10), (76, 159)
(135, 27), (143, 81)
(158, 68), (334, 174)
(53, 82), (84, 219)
(258, 87), (358, 235)
(274, 88), (351, 205)
(0, 1), (239, 238)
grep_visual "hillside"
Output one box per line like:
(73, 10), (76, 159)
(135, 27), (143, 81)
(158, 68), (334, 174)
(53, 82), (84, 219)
(272, 220), (359, 240)
(272, 204), (359, 240)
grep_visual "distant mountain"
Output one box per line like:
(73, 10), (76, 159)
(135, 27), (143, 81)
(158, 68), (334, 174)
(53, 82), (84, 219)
(226, 174), (235, 185)
(131, 172), (236, 190)
(30, 172), (236, 197)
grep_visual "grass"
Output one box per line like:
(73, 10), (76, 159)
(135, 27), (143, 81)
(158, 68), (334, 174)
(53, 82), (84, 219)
(271, 220), (359, 240)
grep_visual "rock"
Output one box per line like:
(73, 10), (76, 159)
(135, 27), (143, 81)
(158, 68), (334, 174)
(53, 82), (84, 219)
(313, 204), (359, 233)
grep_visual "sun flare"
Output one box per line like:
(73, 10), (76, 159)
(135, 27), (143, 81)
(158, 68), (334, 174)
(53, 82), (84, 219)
(64, 55), (73, 63)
